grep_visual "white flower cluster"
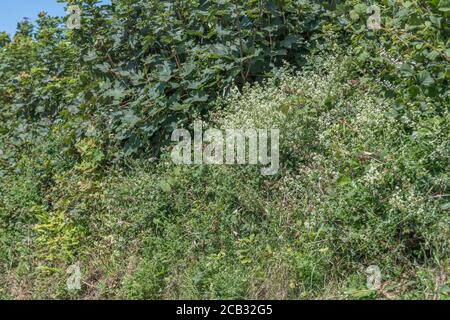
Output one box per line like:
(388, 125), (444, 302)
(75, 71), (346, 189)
(216, 55), (349, 130)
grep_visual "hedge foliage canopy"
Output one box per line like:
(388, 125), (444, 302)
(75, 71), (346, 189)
(0, 0), (448, 164)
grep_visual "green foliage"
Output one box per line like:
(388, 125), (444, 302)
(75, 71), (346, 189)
(0, 0), (448, 300)
(55, 0), (332, 157)
(0, 32), (10, 48)
(342, 0), (449, 110)
(0, 0), (337, 173)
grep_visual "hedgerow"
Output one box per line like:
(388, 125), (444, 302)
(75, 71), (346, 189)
(0, 0), (449, 299)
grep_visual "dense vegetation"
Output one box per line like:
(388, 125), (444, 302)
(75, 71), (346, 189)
(0, 0), (449, 299)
